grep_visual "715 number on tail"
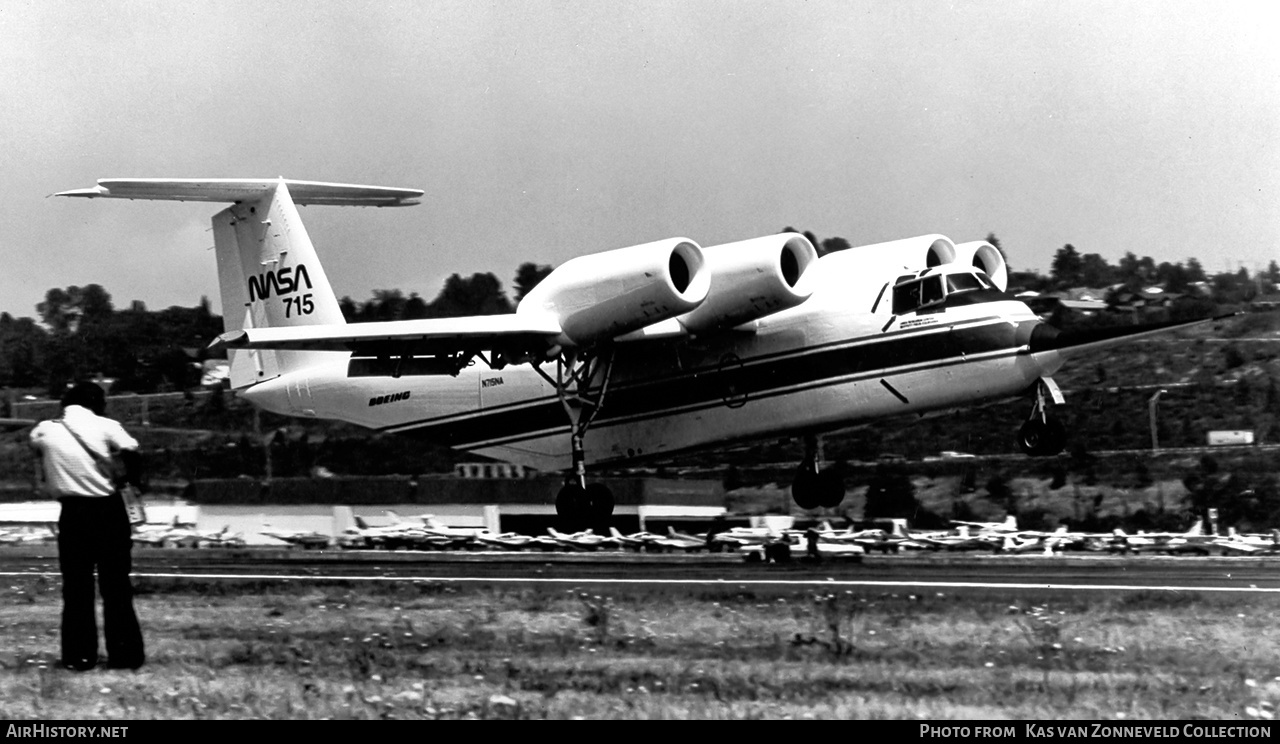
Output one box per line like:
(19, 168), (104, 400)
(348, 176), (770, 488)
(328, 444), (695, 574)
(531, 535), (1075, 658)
(284, 293), (314, 317)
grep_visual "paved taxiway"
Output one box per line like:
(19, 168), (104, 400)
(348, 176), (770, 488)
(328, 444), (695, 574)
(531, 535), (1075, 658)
(2, 546), (1279, 594)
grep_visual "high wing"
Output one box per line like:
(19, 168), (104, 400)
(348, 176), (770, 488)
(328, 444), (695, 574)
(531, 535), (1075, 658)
(212, 314), (563, 359)
(1028, 314), (1237, 356)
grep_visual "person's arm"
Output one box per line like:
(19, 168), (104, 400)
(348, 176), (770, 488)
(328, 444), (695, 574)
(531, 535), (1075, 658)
(28, 434), (47, 496)
(118, 448), (146, 491)
(106, 420), (146, 492)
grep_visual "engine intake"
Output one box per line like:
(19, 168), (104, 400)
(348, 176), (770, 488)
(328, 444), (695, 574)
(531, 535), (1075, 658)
(953, 240), (1008, 291)
(678, 233), (818, 334)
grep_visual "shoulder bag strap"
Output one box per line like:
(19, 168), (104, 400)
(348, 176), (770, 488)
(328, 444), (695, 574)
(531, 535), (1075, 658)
(58, 419), (116, 482)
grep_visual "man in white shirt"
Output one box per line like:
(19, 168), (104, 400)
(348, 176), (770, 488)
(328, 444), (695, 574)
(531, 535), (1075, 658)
(30, 381), (145, 672)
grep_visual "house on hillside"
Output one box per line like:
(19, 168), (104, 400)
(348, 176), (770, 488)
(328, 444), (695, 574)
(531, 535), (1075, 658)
(1251, 293), (1280, 312)
(1020, 288), (1111, 324)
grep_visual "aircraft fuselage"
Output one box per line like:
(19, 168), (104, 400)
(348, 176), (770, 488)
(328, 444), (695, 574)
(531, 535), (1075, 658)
(242, 250), (1062, 471)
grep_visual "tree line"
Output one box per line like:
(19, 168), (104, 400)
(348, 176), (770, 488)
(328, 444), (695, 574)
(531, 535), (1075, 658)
(0, 263), (555, 397)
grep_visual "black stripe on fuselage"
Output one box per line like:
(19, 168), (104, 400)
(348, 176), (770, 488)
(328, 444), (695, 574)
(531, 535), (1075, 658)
(388, 317), (1037, 448)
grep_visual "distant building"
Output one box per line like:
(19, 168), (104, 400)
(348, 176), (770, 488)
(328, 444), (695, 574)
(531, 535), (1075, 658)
(1250, 293), (1280, 312)
(1207, 430), (1255, 446)
(1022, 291), (1110, 323)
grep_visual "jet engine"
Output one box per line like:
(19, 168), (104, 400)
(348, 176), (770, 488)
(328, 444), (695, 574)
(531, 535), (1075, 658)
(953, 240), (1008, 291)
(517, 237), (709, 346)
(677, 233), (818, 334)
(847, 234), (959, 274)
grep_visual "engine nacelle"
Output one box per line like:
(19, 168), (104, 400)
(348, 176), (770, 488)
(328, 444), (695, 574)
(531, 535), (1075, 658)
(846, 234), (959, 275)
(517, 237), (709, 346)
(953, 240), (1008, 291)
(677, 233), (818, 334)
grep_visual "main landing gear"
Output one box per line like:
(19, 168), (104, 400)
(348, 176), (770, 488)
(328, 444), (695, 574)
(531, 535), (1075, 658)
(533, 349), (617, 531)
(1018, 377), (1067, 457)
(791, 434), (846, 510)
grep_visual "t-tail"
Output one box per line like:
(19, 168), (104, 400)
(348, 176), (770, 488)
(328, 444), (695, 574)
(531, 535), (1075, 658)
(56, 178), (422, 389)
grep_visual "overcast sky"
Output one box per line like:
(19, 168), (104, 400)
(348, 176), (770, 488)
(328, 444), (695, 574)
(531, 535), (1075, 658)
(2, 0), (1276, 319)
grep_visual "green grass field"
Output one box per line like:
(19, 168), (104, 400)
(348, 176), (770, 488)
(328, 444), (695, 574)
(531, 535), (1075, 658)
(2, 576), (1279, 720)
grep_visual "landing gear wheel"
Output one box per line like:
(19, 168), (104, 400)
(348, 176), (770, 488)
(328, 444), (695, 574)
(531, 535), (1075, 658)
(815, 470), (846, 508)
(556, 483), (588, 530)
(792, 464), (822, 510)
(792, 464), (846, 510)
(585, 482), (614, 523)
(1018, 417), (1066, 457)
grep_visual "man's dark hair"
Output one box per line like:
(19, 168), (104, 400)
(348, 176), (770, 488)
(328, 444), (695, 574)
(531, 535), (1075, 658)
(61, 381), (106, 416)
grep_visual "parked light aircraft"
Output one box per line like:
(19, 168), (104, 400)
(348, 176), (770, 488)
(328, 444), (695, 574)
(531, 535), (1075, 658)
(546, 527), (618, 551)
(1105, 520), (1216, 555)
(1212, 529), (1280, 555)
(259, 523), (331, 549)
(740, 529), (867, 563)
(470, 531), (559, 551)
(953, 516), (1021, 533)
(606, 527), (666, 551)
(57, 178), (1218, 527)
(0, 525), (55, 545)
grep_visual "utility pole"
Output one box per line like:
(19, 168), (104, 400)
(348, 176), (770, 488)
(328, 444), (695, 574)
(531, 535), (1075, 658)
(1148, 389), (1168, 450)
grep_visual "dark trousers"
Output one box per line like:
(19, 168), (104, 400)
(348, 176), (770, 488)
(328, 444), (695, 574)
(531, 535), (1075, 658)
(57, 495), (144, 669)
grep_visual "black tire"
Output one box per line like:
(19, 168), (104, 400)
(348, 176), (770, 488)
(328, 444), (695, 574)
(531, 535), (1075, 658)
(585, 482), (614, 522)
(815, 470), (846, 509)
(1018, 417), (1067, 456)
(792, 465), (821, 510)
(556, 483), (588, 530)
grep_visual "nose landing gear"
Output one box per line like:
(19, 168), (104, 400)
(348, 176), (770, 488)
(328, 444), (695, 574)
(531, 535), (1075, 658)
(1018, 377), (1067, 457)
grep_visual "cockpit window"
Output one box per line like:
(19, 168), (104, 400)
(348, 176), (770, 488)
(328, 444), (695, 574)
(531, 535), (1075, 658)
(892, 281), (922, 315)
(892, 275), (945, 314)
(946, 273), (984, 294)
(920, 275), (943, 305)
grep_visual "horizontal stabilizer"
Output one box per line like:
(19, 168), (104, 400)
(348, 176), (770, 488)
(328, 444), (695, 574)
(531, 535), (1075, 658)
(1028, 314), (1237, 356)
(211, 314), (563, 357)
(55, 178), (422, 207)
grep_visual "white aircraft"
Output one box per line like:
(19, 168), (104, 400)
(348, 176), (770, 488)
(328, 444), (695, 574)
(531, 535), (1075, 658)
(953, 516), (1020, 533)
(57, 177), (1215, 527)
(259, 523), (331, 549)
(546, 527), (618, 551)
(1106, 520), (1216, 555)
(471, 531), (561, 551)
(1211, 528), (1280, 555)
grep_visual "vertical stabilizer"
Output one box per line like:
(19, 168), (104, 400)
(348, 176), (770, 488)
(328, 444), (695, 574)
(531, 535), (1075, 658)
(213, 181), (345, 387)
(55, 177), (423, 390)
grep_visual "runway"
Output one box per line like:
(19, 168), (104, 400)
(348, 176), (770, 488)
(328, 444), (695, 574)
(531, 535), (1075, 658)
(3, 546), (1280, 594)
